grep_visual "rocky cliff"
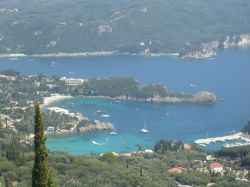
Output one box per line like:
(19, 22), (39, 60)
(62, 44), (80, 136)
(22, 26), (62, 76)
(182, 33), (250, 59)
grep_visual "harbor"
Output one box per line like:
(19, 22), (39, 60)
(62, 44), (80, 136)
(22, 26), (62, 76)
(194, 132), (250, 148)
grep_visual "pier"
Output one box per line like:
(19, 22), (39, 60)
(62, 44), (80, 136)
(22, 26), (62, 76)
(194, 132), (250, 148)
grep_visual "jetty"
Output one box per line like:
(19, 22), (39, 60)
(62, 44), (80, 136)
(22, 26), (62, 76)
(223, 142), (250, 148)
(194, 132), (250, 147)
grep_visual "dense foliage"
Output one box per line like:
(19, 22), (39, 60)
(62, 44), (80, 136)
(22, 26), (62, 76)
(82, 77), (184, 99)
(0, 0), (249, 54)
(215, 146), (250, 167)
(154, 139), (184, 153)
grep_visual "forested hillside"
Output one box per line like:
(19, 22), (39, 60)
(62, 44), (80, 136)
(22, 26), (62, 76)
(0, 0), (249, 55)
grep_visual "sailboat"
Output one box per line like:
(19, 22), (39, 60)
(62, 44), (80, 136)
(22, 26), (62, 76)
(110, 131), (117, 135)
(140, 121), (149, 133)
(110, 127), (117, 135)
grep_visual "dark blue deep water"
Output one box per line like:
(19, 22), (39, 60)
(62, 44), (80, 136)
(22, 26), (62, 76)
(0, 48), (250, 154)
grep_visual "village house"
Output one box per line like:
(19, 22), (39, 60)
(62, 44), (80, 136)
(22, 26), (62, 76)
(209, 162), (223, 173)
(168, 167), (187, 174)
(183, 143), (191, 151)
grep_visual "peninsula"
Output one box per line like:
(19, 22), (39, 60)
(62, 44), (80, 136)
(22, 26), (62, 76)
(0, 69), (216, 135)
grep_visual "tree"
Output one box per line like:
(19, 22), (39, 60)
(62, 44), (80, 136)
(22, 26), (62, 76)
(99, 152), (117, 163)
(32, 103), (55, 187)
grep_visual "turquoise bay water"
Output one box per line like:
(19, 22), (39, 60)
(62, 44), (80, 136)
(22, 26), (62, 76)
(46, 97), (248, 155)
(1, 48), (250, 154)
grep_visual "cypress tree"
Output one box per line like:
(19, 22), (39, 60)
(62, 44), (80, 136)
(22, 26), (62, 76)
(32, 103), (55, 187)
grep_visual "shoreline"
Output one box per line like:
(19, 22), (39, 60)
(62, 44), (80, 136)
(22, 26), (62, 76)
(0, 33), (249, 59)
(40, 93), (217, 111)
(46, 128), (113, 138)
(75, 92), (217, 104)
(41, 94), (72, 108)
(0, 51), (180, 58)
(0, 53), (27, 58)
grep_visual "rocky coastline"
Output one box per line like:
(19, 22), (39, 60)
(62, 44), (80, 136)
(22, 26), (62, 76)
(1, 33), (249, 60)
(79, 91), (217, 104)
(182, 33), (250, 59)
(77, 121), (113, 133)
(46, 119), (113, 137)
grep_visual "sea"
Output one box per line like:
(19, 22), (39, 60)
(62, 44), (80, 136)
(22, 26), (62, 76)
(0, 47), (250, 155)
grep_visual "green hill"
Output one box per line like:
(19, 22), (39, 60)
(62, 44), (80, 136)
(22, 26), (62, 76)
(0, 0), (250, 55)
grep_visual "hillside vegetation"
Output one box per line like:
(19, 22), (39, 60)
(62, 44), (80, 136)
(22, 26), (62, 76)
(0, 0), (249, 55)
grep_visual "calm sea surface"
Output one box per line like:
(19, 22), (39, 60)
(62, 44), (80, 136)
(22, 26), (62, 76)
(0, 48), (250, 154)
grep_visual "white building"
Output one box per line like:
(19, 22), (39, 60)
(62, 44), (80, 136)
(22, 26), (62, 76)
(47, 107), (76, 117)
(206, 155), (216, 161)
(47, 126), (55, 132)
(60, 77), (87, 86)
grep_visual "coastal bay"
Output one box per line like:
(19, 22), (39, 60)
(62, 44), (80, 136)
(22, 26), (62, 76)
(1, 47), (250, 154)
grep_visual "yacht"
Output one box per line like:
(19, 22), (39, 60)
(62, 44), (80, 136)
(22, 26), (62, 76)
(110, 131), (117, 135)
(140, 121), (149, 133)
(96, 110), (105, 114)
(101, 114), (110, 118)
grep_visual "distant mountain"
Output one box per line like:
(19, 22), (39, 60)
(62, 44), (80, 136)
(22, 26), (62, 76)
(0, 0), (250, 55)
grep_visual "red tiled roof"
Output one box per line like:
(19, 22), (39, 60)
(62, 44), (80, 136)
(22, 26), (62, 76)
(168, 167), (186, 173)
(210, 162), (223, 168)
(184, 143), (191, 150)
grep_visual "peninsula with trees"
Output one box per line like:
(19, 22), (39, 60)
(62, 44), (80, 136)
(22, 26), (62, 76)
(0, 69), (216, 135)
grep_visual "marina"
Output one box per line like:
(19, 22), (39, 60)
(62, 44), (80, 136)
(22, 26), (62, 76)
(195, 132), (250, 148)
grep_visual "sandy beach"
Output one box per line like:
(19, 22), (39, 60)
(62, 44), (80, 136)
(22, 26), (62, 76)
(42, 94), (72, 108)
(30, 51), (116, 58)
(0, 53), (27, 58)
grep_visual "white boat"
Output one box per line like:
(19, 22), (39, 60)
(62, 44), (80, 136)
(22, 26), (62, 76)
(110, 131), (117, 135)
(140, 128), (149, 133)
(101, 114), (110, 118)
(96, 110), (105, 114)
(140, 121), (149, 133)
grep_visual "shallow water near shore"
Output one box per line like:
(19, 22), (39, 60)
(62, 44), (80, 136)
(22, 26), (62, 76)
(1, 48), (250, 154)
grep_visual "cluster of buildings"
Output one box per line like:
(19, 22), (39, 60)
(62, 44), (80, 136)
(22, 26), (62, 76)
(0, 73), (16, 81)
(168, 145), (225, 176)
(47, 107), (84, 119)
(46, 107), (86, 132)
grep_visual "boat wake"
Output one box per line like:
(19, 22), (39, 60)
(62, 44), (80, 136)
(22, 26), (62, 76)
(92, 140), (106, 145)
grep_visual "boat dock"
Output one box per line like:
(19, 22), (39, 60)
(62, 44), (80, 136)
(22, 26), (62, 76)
(223, 142), (250, 148)
(194, 132), (250, 147)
